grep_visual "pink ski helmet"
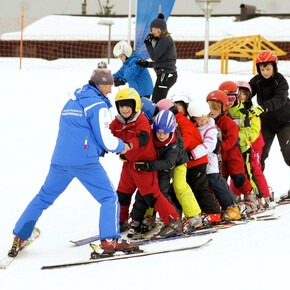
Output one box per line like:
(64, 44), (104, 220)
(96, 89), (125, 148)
(156, 98), (175, 111)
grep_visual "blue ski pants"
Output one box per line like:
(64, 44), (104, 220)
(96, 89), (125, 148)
(13, 163), (121, 240)
(207, 173), (237, 210)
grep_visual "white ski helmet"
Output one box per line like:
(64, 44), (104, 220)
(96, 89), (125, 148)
(113, 41), (133, 58)
(169, 92), (192, 105)
(187, 98), (210, 118)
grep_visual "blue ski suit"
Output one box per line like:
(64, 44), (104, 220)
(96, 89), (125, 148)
(13, 84), (125, 241)
(113, 51), (153, 97)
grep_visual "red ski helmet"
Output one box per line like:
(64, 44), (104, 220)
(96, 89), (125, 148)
(218, 81), (240, 106)
(256, 50), (278, 74)
(206, 90), (229, 112)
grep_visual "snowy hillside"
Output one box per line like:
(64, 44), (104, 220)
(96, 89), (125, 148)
(0, 56), (289, 289)
(1, 15), (290, 41)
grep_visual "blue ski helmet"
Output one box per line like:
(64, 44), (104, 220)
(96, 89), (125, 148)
(153, 110), (176, 134)
(141, 97), (159, 121)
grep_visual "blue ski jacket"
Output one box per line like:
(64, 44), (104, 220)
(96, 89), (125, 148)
(113, 51), (153, 97)
(51, 84), (125, 165)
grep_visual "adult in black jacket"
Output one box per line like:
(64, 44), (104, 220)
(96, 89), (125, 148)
(136, 13), (177, 103)
(249, 50), (290, 171)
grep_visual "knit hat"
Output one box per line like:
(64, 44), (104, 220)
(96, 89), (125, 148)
(90, 69), (114, 85)
(150, 13), (167, 33)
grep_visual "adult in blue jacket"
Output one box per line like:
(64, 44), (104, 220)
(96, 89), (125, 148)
(113, 40), (153, 98)
(9, 69), (136, 257)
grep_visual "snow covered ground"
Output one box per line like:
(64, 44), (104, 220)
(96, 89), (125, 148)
(1, 15), (290, 41)
(0, 56), (289, 290)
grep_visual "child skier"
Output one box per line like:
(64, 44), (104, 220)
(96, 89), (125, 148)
(157, 96), (224, 226)
(109, 88), (181, 238)
(113, 40), (153, 98)
(187, 98), (241, 220)
(206, 90), (258, 214)
(236, 80), (273, 208)
(249, 50), (290, 172)
(219, 81), (261, 200)
(134, 109), (202, 234)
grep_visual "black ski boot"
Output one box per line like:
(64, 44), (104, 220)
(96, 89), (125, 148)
(154, 219), (182, 239)
(127, 220), (142, 239)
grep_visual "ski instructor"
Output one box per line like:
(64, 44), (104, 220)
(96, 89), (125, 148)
(8, 69), (137, 257)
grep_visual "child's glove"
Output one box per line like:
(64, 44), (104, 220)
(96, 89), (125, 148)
(136, 59), (149, 68)
(169, 105), (179, 115)
(119, 154), (128, 162)
(213, 137), (222, 154)
(250, 105), (265, 116)
(144, 33), (154, 44)
(134, 161), (152, 171)
(114, 78), (126, 87)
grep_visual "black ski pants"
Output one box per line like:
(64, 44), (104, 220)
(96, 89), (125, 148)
(261, 123), (290, 171)
(152, 72), (177, 103)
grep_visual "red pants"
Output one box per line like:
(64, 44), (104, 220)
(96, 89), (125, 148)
(250, 148), (270, 198)
(117, 162), (178, 224)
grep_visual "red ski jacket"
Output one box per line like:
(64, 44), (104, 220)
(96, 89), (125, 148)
(175, 112), (208, 169)
(110, 111), (157, 163)
(216, 114), (245, 175)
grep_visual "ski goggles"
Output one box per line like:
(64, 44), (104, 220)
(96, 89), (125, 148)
(227, 94), (238, 105)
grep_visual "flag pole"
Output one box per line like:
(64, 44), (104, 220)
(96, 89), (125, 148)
(128, 0), (132, 43)
(20, 5), (24, 70)
(134, 0), (138, 50)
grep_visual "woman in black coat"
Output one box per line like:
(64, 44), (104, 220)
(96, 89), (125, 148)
(136, 13), (177, 103)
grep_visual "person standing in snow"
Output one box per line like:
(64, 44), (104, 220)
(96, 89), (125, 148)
(187, 98), (241, 221)
(218, 81), (261, 201)
(109, 87), (182, 239)
(113, 40), (153, 98)
(136, 13), (177, 103)
(8, 69), (138, 258)
(156, 96), (224, 225)
(206, 90), (258, 214)
(249, 50), (290, 171)
(236, 80), (273, 208)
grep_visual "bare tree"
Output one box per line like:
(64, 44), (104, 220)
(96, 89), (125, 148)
(97, 0), (115, 15)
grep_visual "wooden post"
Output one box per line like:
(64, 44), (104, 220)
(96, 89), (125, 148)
(20, 5), (24, 70)
(225, 54), (229, 74)
(159, 5), (161, 13)
(252, 57), (256, 75)
(221, 53), (224, 74)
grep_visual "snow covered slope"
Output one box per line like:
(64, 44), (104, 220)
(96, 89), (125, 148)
(0, 57), (289, 289)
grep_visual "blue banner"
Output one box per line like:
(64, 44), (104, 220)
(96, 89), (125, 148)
(135, 0), (175, 59)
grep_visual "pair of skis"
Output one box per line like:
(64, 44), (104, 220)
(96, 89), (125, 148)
(41, 238), (213, 270)
(41, 224), (216, 269)
(0, 227), (216, 270)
